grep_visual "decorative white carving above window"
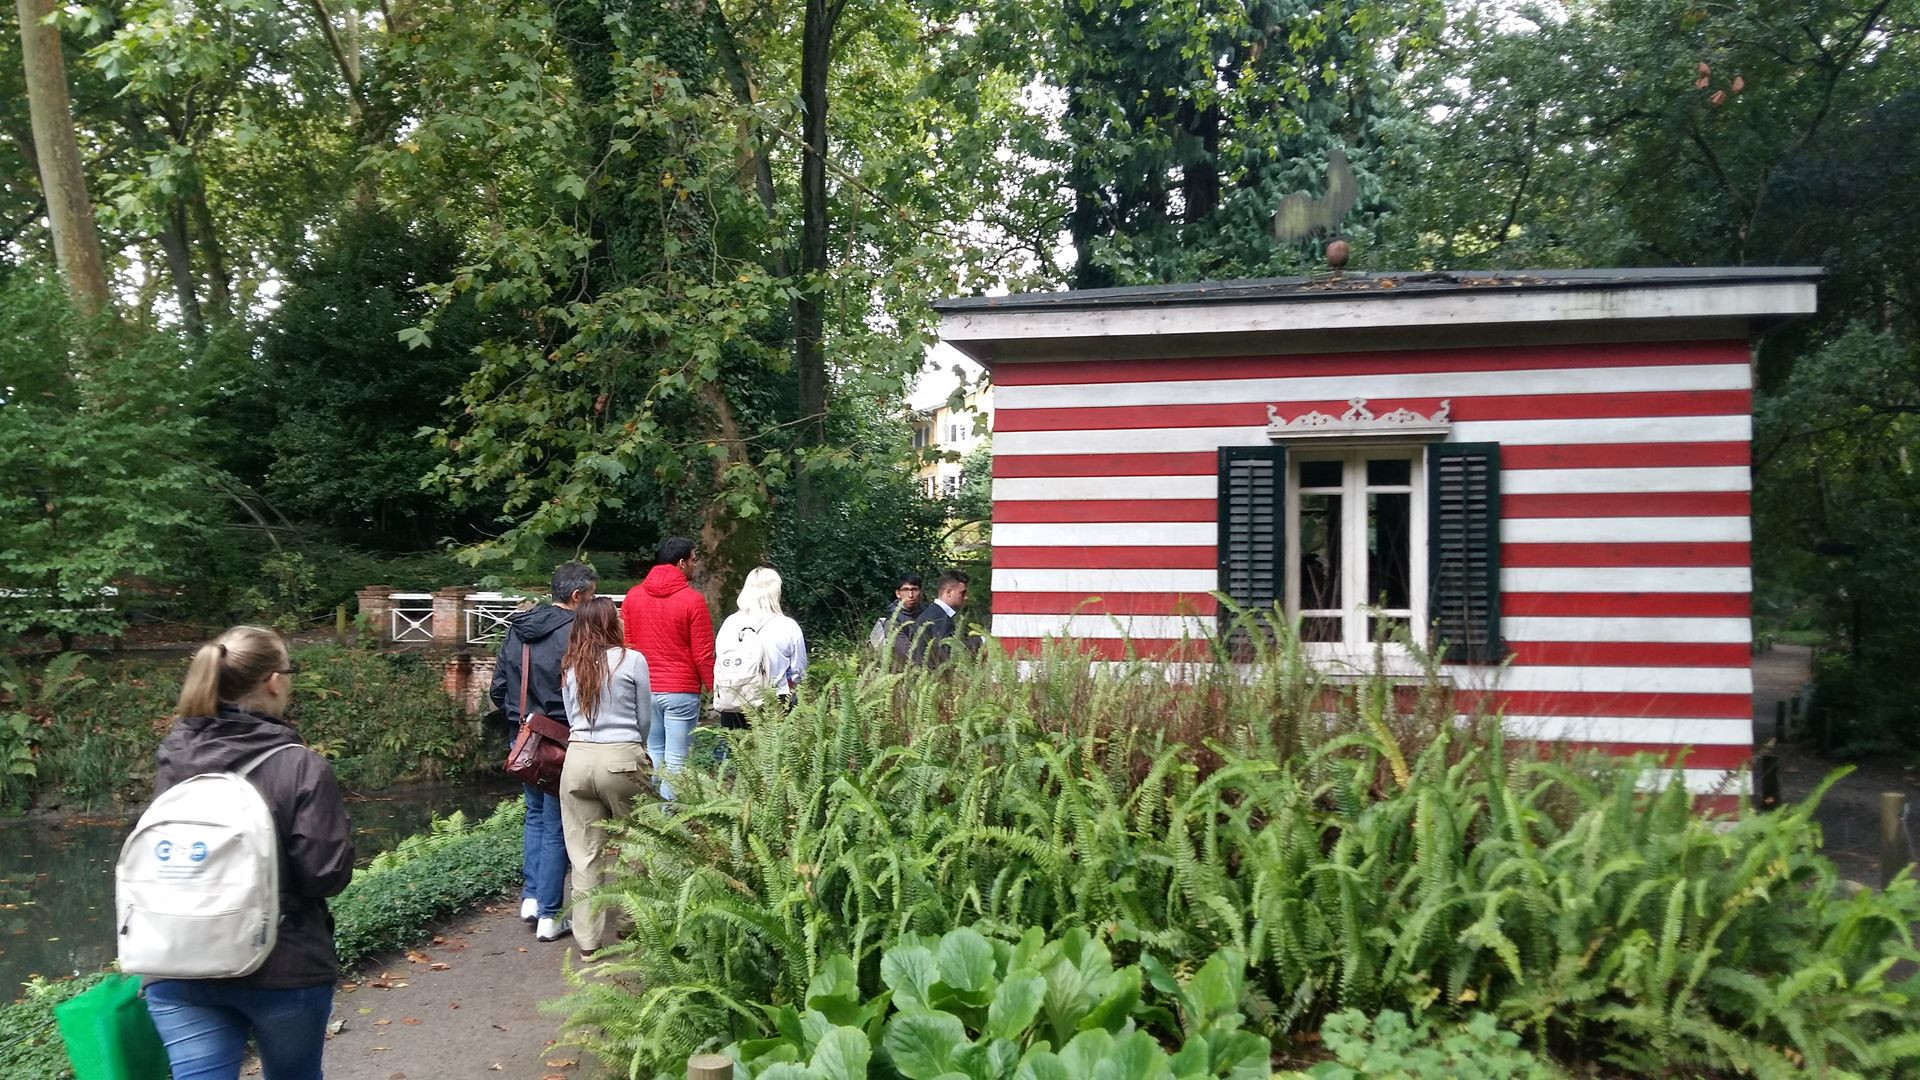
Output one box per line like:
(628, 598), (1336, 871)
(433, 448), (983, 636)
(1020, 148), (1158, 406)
(1265, 397), (1453, 441)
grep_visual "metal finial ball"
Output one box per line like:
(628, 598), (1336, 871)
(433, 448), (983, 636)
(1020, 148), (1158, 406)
(1326, 239), (1350, 270)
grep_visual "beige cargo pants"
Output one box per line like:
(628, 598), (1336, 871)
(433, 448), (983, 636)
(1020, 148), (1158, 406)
(558, 740), (649, 952)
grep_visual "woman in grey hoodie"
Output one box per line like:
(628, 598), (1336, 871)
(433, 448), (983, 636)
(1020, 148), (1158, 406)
(558, 598), (652, 959)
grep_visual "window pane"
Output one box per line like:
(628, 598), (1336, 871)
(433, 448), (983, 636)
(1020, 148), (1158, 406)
(1299, 493), (1342, 610)
(1366, 458), (1412, 486)
(1368, 492), (1412, 610)
(1299, 460), (1341, 488)
(1369, 615), (1411, 641)
(1303, 616), (1342, 643)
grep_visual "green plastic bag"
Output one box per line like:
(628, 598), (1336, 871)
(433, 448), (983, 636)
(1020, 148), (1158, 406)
(53, 974), (170, 1080)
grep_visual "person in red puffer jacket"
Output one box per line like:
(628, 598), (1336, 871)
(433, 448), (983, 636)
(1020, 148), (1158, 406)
(620, 537), (715, 800)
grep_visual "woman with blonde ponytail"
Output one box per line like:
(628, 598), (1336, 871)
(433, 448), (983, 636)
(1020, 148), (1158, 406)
(142, 626), (354, 1080)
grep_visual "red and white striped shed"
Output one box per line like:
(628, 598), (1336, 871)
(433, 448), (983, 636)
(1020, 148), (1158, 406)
(933, 269), (1819, 807)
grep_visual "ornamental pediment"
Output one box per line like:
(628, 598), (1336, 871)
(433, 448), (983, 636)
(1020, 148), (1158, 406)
(1265, 398), (1452, 441)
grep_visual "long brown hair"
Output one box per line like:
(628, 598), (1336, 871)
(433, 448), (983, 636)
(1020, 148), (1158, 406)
(561, 598), (625, 724)
(176, 625), (288, 717)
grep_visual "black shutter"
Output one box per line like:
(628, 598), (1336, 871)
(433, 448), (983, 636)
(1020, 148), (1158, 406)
(1217, 446), (1286, 630)
(1428, 442), (1503, 663)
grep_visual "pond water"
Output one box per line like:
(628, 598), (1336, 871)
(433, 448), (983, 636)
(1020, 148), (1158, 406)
(0, 778), (523, 998)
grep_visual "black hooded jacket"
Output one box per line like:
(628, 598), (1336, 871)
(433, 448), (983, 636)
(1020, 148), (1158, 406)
(151, 705), (355, 989)
(490, 604), (575, 726)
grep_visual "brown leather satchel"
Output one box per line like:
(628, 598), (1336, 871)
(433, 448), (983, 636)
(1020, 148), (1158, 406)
(503, 643), (568, 791)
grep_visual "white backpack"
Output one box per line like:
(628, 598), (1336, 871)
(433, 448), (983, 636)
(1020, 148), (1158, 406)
(713, 616), (772, 713)
(116, 742), (302, 978)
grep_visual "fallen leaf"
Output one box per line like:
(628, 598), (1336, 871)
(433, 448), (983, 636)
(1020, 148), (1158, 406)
(405, 949), (432, 964)
(449, 1002), (461, 1009)
(492, 1023), (509, 1031)
(357, 1007), (373, 1016)
(429, 962), (450, 971)
(431, 935), (446, 944)
(488, 1066), (504, 1072)
(547, 1058), (578, 1068)
(542, 1075), (568, 1079)
(371, 1047), (391, 1052)
(517, 946), (528, 953)
(373, 1018), (392, 1026)
(401, 1017), (422, 1025)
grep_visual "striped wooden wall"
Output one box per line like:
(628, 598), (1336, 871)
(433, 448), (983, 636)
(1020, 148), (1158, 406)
(988, 339), (1754, 800)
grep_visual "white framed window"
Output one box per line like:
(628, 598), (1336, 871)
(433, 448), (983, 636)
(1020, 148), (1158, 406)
(1285, 450), (1426, 655)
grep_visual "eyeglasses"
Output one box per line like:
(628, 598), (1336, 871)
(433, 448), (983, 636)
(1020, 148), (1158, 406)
(277, 663), (301, 675)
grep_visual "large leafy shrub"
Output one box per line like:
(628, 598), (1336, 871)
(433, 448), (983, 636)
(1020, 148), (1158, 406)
(331, 799), (524, 967)
(560, 629), (1920, 1078)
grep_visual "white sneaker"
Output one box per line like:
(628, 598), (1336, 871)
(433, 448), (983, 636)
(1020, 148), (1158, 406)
(520, 898), (538, 923)
(536, 916), (571, 942)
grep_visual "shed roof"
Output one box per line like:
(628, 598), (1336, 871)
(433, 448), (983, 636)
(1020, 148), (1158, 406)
(935, 267), (1821, 364)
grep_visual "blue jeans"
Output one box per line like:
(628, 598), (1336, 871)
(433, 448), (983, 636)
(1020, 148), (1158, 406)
(648, 692), (701, 801)
(145, 979), (332, 1080)
(521, 782), (567, 917)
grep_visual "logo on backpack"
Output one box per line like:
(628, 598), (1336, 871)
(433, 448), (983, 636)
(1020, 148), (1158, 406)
(116, 743), (301, 979)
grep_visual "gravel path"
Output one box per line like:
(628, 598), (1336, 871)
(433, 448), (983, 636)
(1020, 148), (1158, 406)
(321, 901), (595, 1080)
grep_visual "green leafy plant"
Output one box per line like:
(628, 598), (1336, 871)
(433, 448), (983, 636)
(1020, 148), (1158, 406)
(558, 622), (1920, 1078)
(0, 972), (109, 1080)
(330, 798), (524, 968)
(1279, 1009), (1563, 1079)
(0, 652), (94, 810)
(729, 926), (1268, 1080)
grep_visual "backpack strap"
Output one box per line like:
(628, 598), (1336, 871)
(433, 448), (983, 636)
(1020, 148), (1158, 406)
(235, 741), (304, 778)
(518, 642), (531, 723)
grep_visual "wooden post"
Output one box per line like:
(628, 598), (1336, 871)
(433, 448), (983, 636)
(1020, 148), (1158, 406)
(1757, 755), (1780, 812)
(1880, 792), (1909, 888)
(1789, 694), (1802, 736)
(335, 603), (349, 644)
(1773, 700), (1786, 743)
(687, 1053), (733, 1080)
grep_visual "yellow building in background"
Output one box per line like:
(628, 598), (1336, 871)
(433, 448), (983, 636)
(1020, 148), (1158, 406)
(912, 378), (992, 499)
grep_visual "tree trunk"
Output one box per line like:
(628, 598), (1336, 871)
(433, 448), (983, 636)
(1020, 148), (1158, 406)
(15, 0), (111, 316)
(156, 201), (204, 340)
(189, 184), (232, 322)
(793, 0), (839, 517)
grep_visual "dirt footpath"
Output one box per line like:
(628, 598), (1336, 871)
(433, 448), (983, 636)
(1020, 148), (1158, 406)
(1751, 645), (1920, 881)
(321, 901), (593, 1080)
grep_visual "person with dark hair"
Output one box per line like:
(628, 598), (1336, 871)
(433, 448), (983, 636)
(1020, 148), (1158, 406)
(143, 625), (353, 1079)
(490, 561), (597, 941)
(620, 537), (715, 800)
(558, 598), (649, 961)
(868, 572), (923, 649)
(909, 569), (974, 666)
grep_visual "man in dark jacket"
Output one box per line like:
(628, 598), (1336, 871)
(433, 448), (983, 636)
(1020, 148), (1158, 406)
(491, 561), (596, 940)
(909, 568), (976, 667)
(869, 572), (923, 651)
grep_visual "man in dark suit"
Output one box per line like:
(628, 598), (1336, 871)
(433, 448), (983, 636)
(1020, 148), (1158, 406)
(908, 569), (974, 667)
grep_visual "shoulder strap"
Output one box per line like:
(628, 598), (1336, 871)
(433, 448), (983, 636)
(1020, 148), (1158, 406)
(518, 643), (531, 719)
(235, 741), (303, 779)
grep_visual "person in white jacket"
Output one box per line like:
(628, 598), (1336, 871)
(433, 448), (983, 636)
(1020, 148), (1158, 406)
(712, 567), (808, 729)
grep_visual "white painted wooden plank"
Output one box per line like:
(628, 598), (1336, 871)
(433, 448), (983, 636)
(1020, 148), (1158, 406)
(1502, 616), (1751, 643)
(1500, 517), (1751, 544)
(997, 363), (1752, 409)
(1501, 467), (1750, 494)
(995, 415), (1749, 456)
(995, 522), (1216, 547)
(1450, 665), (1753, 695)
(991, 614), (1212, 639)
(994, 475), (1212, 501)
(993, 568), (1220, 592)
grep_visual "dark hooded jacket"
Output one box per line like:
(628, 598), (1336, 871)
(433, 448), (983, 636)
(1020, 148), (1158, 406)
(151, 705), (355, 989)
(490, 604), (576, 725)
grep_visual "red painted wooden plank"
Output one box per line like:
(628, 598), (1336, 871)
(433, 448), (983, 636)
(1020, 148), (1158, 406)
(995, 546), (1218, 569)
(1555, 742), (1751, 770)
(992, 341), (1752, 386)
(995, 499), (1216, 523)
(994, 452), (1218, 478)
(1457, 690), (1753, 719)
(1501, 542), (1750, 568)
(994, 592), (1221, 616)
(1504, 492), (1751, 518)
(1503, 592), (1751, 618)
(995, 390), (1753, 433)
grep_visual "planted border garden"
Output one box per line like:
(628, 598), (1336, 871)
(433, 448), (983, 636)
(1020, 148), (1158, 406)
(561, 628), (1920, 1079)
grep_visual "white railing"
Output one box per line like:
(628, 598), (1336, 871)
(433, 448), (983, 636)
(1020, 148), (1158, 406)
(463, 592), (526, 645)
(388, 592), (435, 643)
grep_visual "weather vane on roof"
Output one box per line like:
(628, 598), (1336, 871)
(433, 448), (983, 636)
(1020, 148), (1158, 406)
(1272, 145), (1357, 269)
